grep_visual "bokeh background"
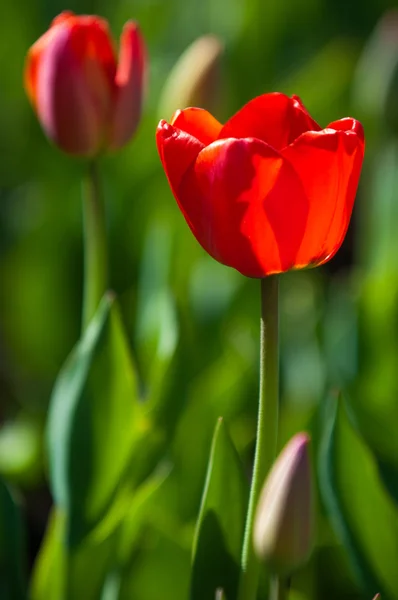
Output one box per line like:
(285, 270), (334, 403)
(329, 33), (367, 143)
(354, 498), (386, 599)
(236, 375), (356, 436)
(1, 0), (398, 598)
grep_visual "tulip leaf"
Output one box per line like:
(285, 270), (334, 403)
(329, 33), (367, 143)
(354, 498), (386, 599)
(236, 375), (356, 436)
(350, 271), (398, 471)
(102, 466), (190, 600)
(190, 417), (249, 600)
(319, 394), (398, 599)
(30, 510), (65, 600)
(117, 523), (191, 600)
(116, 464), (172, 564)
(47, 294), (141, 547)
(30, 508), (118, 600)
(0, 478), (26, 600)
(135, 220), (179, 407)
(376, 459), (398, 507)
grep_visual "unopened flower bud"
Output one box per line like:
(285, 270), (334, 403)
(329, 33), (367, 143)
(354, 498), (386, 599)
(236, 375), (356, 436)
(158, 34), (223, 119)
(24, 11), (146, 156)
(254, 433), (314, 576)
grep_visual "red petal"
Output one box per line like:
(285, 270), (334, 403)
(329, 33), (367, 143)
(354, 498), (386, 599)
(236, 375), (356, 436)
(51, 11), (75, 27)
(156, 120), (205, 218)
(283, 118), (364, 267)
(176, 137), (309, 277)
(68, 16), (117, 93)
(34, 17), (117, 155)
(25, 25), (62, 110)
(171, 107), (222, 145)
(218, 93), (320, 151)
(109, 21), (146, 150)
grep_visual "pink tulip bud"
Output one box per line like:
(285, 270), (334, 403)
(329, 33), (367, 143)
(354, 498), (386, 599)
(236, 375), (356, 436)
(24, 11), (146, 157)
(158, 34), (223, 119)
(254, 433), (314, 575)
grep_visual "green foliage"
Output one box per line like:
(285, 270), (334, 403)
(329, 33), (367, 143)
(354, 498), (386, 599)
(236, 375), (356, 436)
(0, 478), (26, 600)
(0, 0), (397, 598)
(47, 295), (141, 547)
(31, 509), (119, 600)
(319, 395), (398, 600)
(190, 418), (249, 600)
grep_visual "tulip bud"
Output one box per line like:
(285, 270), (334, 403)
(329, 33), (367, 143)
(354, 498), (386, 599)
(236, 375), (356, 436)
(158, 35), (223, 119)
(24, 11), (146, 156)
(253, 433), (314, 576)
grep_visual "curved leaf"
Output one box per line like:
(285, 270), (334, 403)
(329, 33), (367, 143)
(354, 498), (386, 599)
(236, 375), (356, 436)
(47, 294), (141, 546)
(30, 509), (118, 600)
(319, 395), (398, 599)
(190, 418), (249, 600)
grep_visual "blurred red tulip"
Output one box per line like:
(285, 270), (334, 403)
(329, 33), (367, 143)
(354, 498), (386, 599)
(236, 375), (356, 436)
(156, 93), (364, 277)
(25, 11), (146, 156)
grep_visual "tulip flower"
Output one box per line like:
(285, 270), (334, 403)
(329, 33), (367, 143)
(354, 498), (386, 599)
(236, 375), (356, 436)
(253, 433), (314, 576)
(158, 34), (224, 119)
(156, 93), (364, 277)
(25, 11), (146, 156)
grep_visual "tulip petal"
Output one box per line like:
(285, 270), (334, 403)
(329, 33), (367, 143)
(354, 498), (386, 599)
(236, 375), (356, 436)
(25, 27), (60, 110)
(283, 118), (365, 267)
(35, 17), (116, 155)
(176, 137), (309, 277)
(24, 12), (79, 110)
(171, 107), (222, 145)
(156, 120), (205, 214)
(51, 11), (75, 27)
(70, 16), (116, 88)
(109, 21), (146, 150)
(218, 93), (320, 151)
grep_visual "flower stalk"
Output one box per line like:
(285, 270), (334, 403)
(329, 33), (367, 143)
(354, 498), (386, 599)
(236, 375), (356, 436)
(270, 576), (288, 600)
(238, 275), (279, 600)
(82, 161), (108, 330)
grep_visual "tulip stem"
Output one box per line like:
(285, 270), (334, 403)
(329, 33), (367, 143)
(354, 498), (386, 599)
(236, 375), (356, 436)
(238, 275), (279, 600)
(270, 576), (288, 600)
(82, 161), (108, 331)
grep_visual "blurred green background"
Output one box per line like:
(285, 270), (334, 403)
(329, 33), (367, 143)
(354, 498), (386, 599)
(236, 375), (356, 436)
(1, 0), (398, 598)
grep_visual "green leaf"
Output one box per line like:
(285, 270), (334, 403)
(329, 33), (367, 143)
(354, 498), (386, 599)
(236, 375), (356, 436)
(0, 478), (26, 600)
(47, 294), (141, 547)
(135, 220), (179, 407)
(101, 466), (191, 600)
(116, 464), (172, 564)
(351, 271), (398, 471)
(377, 459), (398, 507)
(30, 510), (66, 600)
(190, 418), (249, 600)
(30, 509), (118, 600)
(319, 395), (398, 599)
(118, 525), (191, 600)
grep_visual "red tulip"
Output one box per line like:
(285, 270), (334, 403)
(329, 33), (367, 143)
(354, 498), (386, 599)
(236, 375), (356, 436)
(25, 11), (146, 156)
(156, 93), (365, 277)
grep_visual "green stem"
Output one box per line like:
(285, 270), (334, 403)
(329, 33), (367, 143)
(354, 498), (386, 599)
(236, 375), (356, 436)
(270, 576), (288, 600)
(238, 275), (279, 600)
(82, 161), (108, 331)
